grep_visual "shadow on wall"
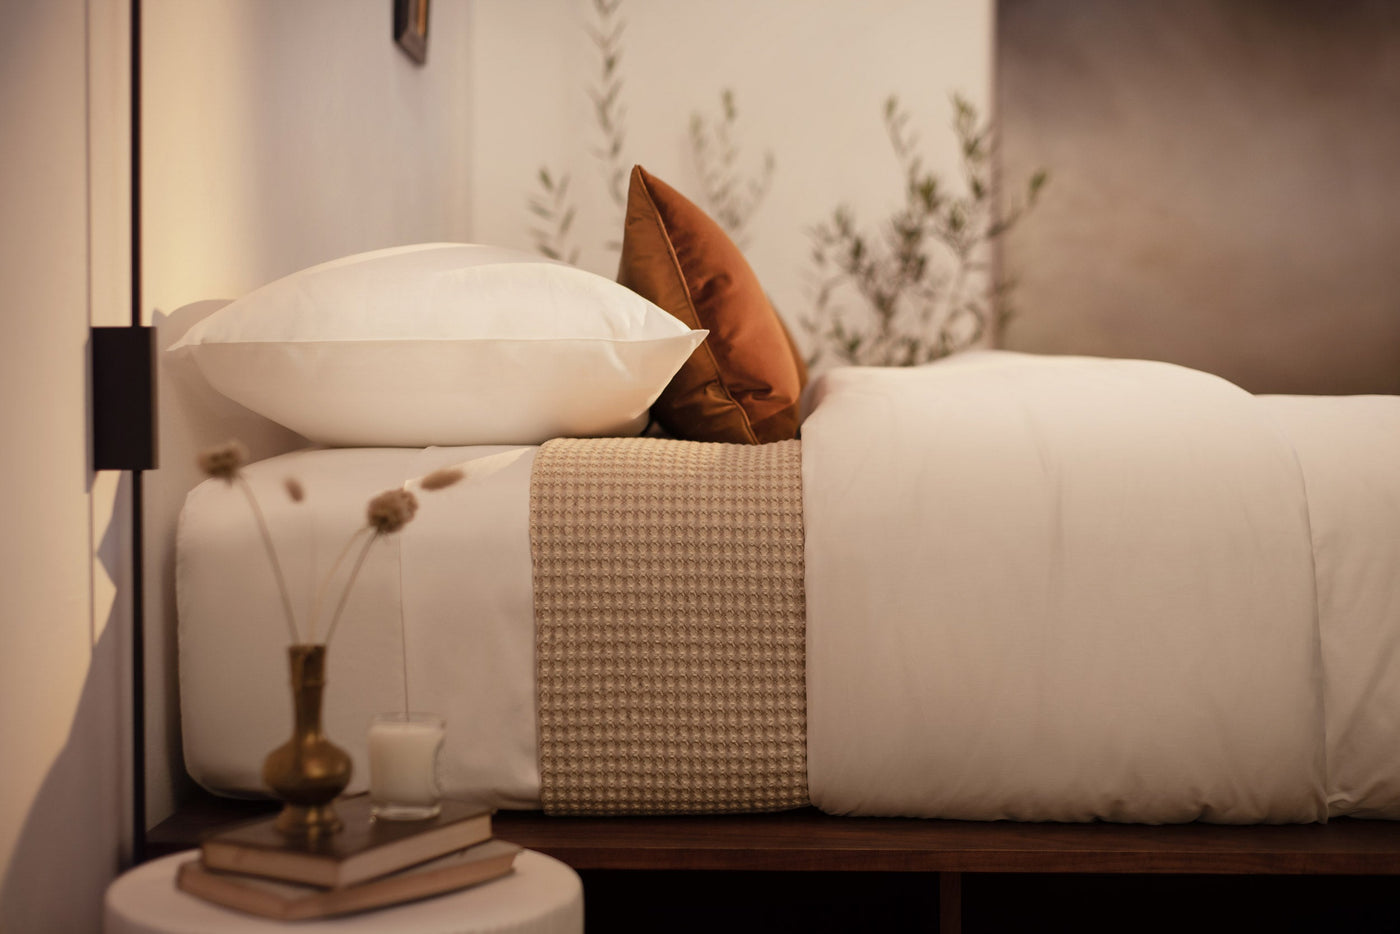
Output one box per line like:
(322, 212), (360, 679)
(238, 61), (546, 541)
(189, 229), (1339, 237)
(0, 474), (128, 931)
(996, 0), (1400, 395)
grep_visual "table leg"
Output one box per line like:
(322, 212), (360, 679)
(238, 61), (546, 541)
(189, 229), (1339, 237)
(939, 871), (962, 934)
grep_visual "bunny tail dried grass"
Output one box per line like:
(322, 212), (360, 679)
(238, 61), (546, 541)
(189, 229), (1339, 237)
(197, 440), (248, 483)
(235, 475), (301, 644)
(419, 467), (465, 492)
(367, 489), (418, 533)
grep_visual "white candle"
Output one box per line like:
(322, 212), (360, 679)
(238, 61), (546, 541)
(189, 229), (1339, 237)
(368, 712), (444, 820)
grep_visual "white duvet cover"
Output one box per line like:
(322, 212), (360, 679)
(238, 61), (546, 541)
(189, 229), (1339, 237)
(1263, 395), (1400, 819)
(179, 352), (1400, 821)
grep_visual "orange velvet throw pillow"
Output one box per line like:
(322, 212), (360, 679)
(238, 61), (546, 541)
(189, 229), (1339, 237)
(617, 165), (806, 444)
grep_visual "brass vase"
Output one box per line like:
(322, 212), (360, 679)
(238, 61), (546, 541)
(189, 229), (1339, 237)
(262, 643), (353, 839)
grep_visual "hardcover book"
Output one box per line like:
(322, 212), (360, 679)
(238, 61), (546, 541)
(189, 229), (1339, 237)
(179, 839), (520, 920)
(200, 795), (492, 888)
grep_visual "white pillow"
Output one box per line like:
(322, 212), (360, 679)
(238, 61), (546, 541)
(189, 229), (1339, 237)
(169, 243), (707, 446)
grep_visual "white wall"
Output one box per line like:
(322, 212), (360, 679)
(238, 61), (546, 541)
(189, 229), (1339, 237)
(0, 0), (131, 928)
(141, 0), (475, 825)
(469, 0), (993, 353)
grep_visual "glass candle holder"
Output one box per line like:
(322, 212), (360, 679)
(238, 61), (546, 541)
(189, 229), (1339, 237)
(368, 712), (445, 820)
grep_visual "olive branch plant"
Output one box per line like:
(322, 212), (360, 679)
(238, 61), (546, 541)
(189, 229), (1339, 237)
(688, 88), (776, 250)
(524, 9), (1041, 372)
(528, 168), (579, 265)
(588, 0), (629, 218)
(528, 0), (774, 265)
(528, 0), (625, 264)
(802, 93), (1048, 367)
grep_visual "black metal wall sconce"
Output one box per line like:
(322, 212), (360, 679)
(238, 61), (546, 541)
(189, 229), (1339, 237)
(91, 326), (158, 472)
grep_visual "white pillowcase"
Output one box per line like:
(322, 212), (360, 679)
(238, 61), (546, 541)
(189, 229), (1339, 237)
(168, 243), (707, 446)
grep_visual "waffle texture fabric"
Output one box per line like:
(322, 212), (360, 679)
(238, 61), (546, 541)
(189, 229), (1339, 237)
(530, 436), (807, 814)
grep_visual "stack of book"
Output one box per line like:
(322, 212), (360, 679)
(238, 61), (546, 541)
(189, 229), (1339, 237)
(177, 796), (519, 921)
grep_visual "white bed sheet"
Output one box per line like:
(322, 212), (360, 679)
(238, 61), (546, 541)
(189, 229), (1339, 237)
(178, 444), (542, 810)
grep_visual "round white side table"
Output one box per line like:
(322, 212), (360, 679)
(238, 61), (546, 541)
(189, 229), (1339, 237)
(104, 848), (583, 934)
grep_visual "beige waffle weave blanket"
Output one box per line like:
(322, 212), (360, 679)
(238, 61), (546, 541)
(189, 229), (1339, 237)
(530, 436), (808, 815)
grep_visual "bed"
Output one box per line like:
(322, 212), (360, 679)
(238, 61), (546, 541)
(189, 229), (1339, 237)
(159, 186), (1400, 927)
(176, 348), (1400, 826)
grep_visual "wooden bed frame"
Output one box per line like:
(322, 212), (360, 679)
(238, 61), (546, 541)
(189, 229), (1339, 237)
(148, 790), (1400, 932)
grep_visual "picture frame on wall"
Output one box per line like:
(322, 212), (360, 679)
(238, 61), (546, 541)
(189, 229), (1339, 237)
(394, 0), (429, 65)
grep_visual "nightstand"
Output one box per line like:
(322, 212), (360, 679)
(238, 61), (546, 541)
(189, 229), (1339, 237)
(104, 848), (582, 933)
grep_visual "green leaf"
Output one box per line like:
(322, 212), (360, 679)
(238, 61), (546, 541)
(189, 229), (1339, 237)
(919, 178), (938, 210)
(1029, 169), (1048, 200)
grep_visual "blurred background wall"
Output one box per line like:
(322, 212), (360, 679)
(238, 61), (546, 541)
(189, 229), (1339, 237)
(997, 0), (1400, 394)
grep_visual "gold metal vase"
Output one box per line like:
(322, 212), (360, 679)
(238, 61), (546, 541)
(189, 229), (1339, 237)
(262, 643), (353, 839)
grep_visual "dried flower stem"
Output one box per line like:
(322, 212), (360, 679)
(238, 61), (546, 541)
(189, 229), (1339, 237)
(400, 598), (411, 718)
(320, 531), (381, 648)
(235, 476), (300, 643)
(199, 441), (459, 651)
(307, 526), (371, 643)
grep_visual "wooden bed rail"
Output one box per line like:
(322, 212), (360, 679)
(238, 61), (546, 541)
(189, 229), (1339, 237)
(150, 794), (1400, 875)
(490, 808), (1400, 876)
(148, 795), (1400, 933)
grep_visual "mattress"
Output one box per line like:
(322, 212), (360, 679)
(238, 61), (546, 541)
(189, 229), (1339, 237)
(178, 444), (543, 810)
(178, 352), (1400, 821)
